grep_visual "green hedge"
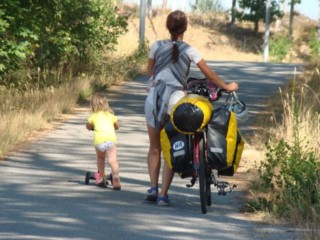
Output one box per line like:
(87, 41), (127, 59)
(0, 0), (127, 85)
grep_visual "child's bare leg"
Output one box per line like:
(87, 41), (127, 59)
(96, 149), (106, 180)
(107, 145), (119, 176)
(107, 145), (121, 189)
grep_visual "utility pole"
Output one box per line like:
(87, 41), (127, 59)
(282, 0), (287, 13)
(139, 0), (146, 48)
(318, 0), (320, 55)
(264, 0), (271, 62)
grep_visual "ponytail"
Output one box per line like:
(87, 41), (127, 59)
(171, 35), (179, 63)
(166, 10), (188, 63)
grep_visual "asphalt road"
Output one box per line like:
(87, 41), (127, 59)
(0, 61), (304, 240)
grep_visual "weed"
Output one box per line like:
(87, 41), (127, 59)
(309, 28), (320, 60)
(251, 70), (320, 227)
(269, 34), (292, 62)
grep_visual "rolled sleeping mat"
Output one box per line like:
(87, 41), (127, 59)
(170, 94), (213, 134)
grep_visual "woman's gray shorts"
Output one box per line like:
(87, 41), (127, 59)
(144, 87), (185, 128)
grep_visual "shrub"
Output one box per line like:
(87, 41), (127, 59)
(269, 34), (292, 62)
(251, 76), (320, 226)
(0, 0), (128, 86)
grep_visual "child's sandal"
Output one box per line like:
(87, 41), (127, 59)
(112, 176), (121, 190)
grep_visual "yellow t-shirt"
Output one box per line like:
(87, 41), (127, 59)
(88, 111), (118, 145)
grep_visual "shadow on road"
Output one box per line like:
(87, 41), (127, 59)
(0, 62), (302, 240)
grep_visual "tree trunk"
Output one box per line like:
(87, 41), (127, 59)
(230, 0), (237, 26)
(288, 0), (294, 40)
(254, 21), (259, 34)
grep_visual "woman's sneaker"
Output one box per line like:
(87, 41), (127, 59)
(157, 196), (170, 206)
(144, 187), (158, 203)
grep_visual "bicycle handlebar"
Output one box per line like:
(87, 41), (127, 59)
(186, 77), (231, 101)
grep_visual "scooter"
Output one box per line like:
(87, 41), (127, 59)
(85, 171), (113, 188)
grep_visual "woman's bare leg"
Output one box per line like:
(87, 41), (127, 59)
(146, 124), (161, 188)
(159, 162), (174, 197)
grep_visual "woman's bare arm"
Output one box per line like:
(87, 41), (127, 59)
(197, 59), (238, 91)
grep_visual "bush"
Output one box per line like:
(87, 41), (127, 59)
(0, 0), (128, 86)
(309, 28), (320, 59)
(259, 139), (320, 224)
(269, 34), (292, 62)
(251, 77), (320, 226)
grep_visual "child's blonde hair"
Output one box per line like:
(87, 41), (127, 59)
(90, 92), (114, 113)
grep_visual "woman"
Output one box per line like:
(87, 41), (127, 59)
(144, 10), (239, 205)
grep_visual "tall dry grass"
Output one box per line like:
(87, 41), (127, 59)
(273, 69), (320, 154)
(0, 47), (148, 158)
(250, 63), (320, 232)
(0, 76), (91, 157)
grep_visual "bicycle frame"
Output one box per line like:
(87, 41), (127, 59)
(192, 133), (200, 169)
(185, 131), (207, 185)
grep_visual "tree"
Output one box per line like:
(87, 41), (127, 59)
(0, 0), (128, 83)
(230, 0), (237, 26)
(288, 0), (301, 40)
(237, 0), (283, 33)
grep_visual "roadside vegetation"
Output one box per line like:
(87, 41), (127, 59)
(1, 0), (319, 237)
(185, 1), (320, 235)
(0, 0), (148, 157)
(247, 60), (320, 237)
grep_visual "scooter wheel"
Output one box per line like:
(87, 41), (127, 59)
(109, 173), (113, 185)
(85, 171), (91, 185)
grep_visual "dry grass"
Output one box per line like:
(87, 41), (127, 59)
(115, 12), (263, 61)
(260, 65), (320, 153)
(246, 63), (320, 230)
(116, 10), (317, 63)
(0, 47), (146, 159)
(0, 76), (91, 158)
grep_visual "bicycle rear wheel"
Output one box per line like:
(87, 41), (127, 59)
(206, 169), (212, 206)
(199, 134), (208, 214)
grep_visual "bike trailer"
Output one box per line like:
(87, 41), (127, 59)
(170, 94), (213, 134)
(206, 107), (244, 176)
(160, 119), (192, 175)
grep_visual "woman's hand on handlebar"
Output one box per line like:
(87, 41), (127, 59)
(224, 82), (239, 92)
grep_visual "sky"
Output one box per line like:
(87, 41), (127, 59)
(124, 0), (319, 21)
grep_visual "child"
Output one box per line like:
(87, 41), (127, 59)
(86, 92), (121, 190)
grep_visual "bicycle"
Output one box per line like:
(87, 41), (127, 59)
(165, 77), (243, 214)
